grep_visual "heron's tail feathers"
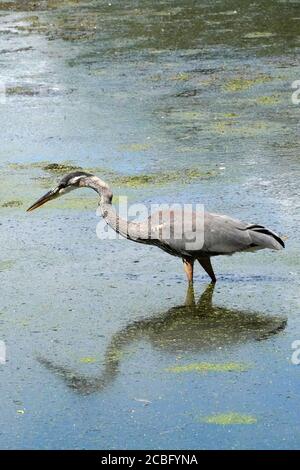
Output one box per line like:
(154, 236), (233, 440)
(247, 224), (285, 250)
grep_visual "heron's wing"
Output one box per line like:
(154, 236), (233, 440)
(147, 209), (284, 256)
(201, 213), (252, 254)
(201, 212), (284, 255)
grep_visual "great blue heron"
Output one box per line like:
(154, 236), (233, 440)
(27, 171), (285, 283)
(37, 284), (287, 395)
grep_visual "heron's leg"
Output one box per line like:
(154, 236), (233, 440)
(182, 257), (194, 284)
(198, 258), (217, 283)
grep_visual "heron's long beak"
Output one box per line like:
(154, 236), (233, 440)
(27, 187), (60, 212)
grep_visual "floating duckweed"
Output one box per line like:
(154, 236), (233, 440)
(113, 168), (216, 188)
(222, 112), (238, 118)
(224, 75), (272, 92)
(9, 161), (112, 179)
(256, 95), (280, 105)
(7, 161), (215, 197)
(6, 86), (39, 96)
(185, 168), (212, 179)
(8, 161), (83, 175)
(202, 413), (257, 425)
(166, 362), (248, 373)
(35, 168), (215, 192)
(79, 357), (97, 364)
(171, 72), (190, 81)
(42, 162), (80, 173)
(1, 200), (23, 208)
(214, 120), (268, 135)
(115, 175), (153, 187)
(6, 84), (66, 97)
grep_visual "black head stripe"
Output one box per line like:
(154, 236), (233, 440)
(59, 171), (93, 187)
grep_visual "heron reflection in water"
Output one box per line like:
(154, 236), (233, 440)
(38, 284), (287, 395)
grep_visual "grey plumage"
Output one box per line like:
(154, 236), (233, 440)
(145, 210), (284, 256)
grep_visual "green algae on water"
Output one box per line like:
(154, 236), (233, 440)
(113, 168), (216, 188)
(6, 86), (40, 96)
(256, 95), (280, 105)
(42, 163), (80, 174)
(79, 357), (97, 364)
(166, 362), (249, 374)
(224, 75), (272, 92)
(170, 72), (190, 81)
(202, 413), (257, 425)
(0, 260), (14, 271)
(8, 161), (80, 173)
(222, 112), (238, 118)
(115, 175), (153, 187)
(1, 200), (23, 208)
(213, 120), (269, 136)
(8, 161), (215, 189)
(9, 161), (114, 179)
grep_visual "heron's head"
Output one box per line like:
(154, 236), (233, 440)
(27, 171), (93, 212)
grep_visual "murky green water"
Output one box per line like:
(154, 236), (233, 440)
(0, 0), (299, 449)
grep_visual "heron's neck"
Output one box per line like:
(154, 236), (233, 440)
(81, 175), (147, 242)
(80, 175), (112, 203)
